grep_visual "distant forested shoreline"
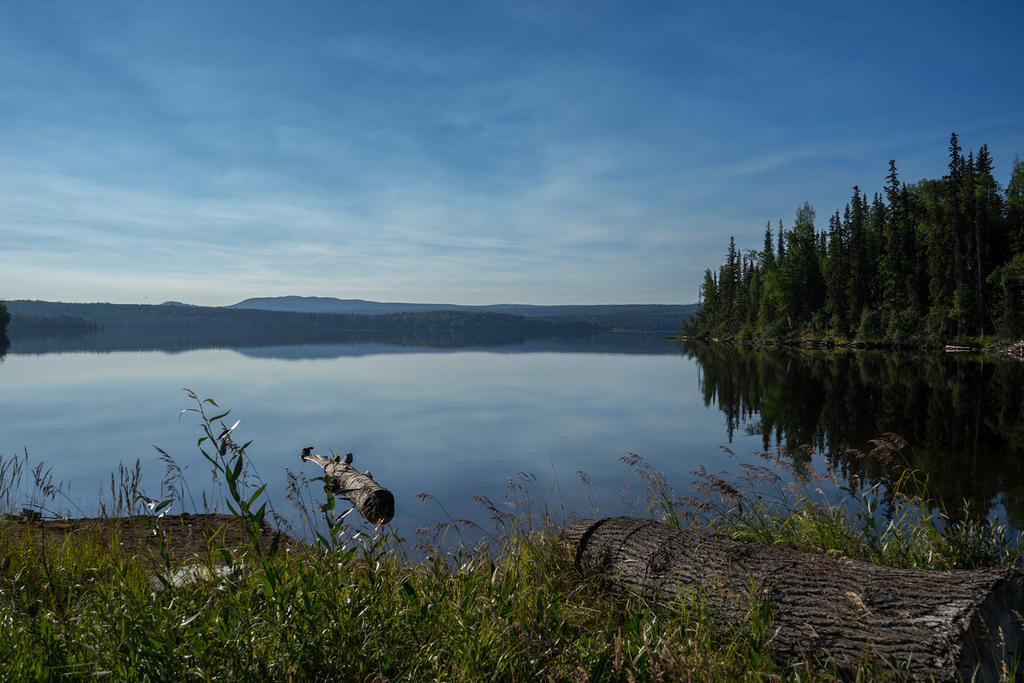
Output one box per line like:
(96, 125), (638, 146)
(687, 133), (1024, 344)
(0, 300), (9, 358)
(0, 298), (701, 355)
(2, 301), (606, 351)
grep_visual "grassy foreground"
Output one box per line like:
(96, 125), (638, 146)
(1, 399), (1021, 681)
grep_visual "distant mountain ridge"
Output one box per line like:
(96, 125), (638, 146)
(229, 296), (699, 331)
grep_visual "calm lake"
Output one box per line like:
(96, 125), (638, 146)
(2, 334), (1023, 539)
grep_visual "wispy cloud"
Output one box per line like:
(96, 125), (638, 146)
(1, 2), (1022, 306)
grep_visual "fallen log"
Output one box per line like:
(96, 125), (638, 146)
(300, 447), (395, 525)
(566, 517), (1024, 682)
(944, 345), (977, 353)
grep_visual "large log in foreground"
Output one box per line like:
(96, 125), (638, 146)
(300, 448), (394, 525)
(566, 517), (1024, 682)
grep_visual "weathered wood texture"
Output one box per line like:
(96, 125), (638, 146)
(566, 517), (1024, 682)
(300, 448), (394, 525)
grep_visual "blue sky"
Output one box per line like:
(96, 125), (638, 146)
(1, 1), (1022, 306)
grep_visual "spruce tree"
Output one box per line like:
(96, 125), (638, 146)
(1007, 159), (1024, 255)
(988, 158), (1024, 337)
(948, 132), (965, 336)
(882, 160), (903, 311)
(824, 210), (848, 332)
(781, 203), (824, 328)
(1007, 158), (1024, 254)
(868, 193), (888, 310)
(846, 186), (870, 324)
(725, 236), (740, 331)
(902, 183), (926, 316)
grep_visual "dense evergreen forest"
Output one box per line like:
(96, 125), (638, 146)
(687, 134), (1024, 343)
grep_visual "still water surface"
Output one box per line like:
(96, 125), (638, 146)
(0, 340), (743, 536)
(2, 338), (1022, 537)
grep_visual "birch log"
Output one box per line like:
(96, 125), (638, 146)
(566, 516), (1024, 682)
(300, 448), (394, 525)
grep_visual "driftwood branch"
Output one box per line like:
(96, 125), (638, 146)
(300, 447), (394, 525)
(566, 516), (1024, 682)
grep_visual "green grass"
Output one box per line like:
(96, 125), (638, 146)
(0, 517), (813, 681)
(0, 396), (1021, 681)
(635, 435), (1022, 571)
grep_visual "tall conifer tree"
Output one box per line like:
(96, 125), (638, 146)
(762, 221), (774, 268)
(948, 132), (965, 336)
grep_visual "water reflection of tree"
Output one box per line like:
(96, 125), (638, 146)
(683, 342), (1024, 527)
(0, 333), (8, 361)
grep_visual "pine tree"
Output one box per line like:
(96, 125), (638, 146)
(948, 132), (966, 337)
(1007, 158), (1024, 254)
(868, 193), (887, 310)
(846, 186), (870, 324)
(780, 203), (824, 328)
(988, 159), (1024, 337)
(1007, 157), (1024, 253)
(762, 221), (775, 268)
(918, 177), (953, 338)
(902, 183), (926, 316)
(725, 236), (740, 330)
(824, 210), (849, 332)
(882, 160), (904, 311)
(699, 269), (717, 309)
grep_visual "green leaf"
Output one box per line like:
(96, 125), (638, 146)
(247, 484), (267, 508)
(314, 531), (332, 550)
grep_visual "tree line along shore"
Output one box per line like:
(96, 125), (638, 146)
(688, 133), (1024, 347)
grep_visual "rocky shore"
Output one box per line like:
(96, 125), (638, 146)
(991, 339), (1024, 361)
(677, 335), (1024, 361)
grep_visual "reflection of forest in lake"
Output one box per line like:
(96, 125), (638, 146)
(9, 327), (679, 358)
(4, 301), (691, 357)
(682, 342), (1024, 527)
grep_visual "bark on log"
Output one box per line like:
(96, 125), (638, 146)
(566, 517), (1024, 682)
(300, 448), (394, 525)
